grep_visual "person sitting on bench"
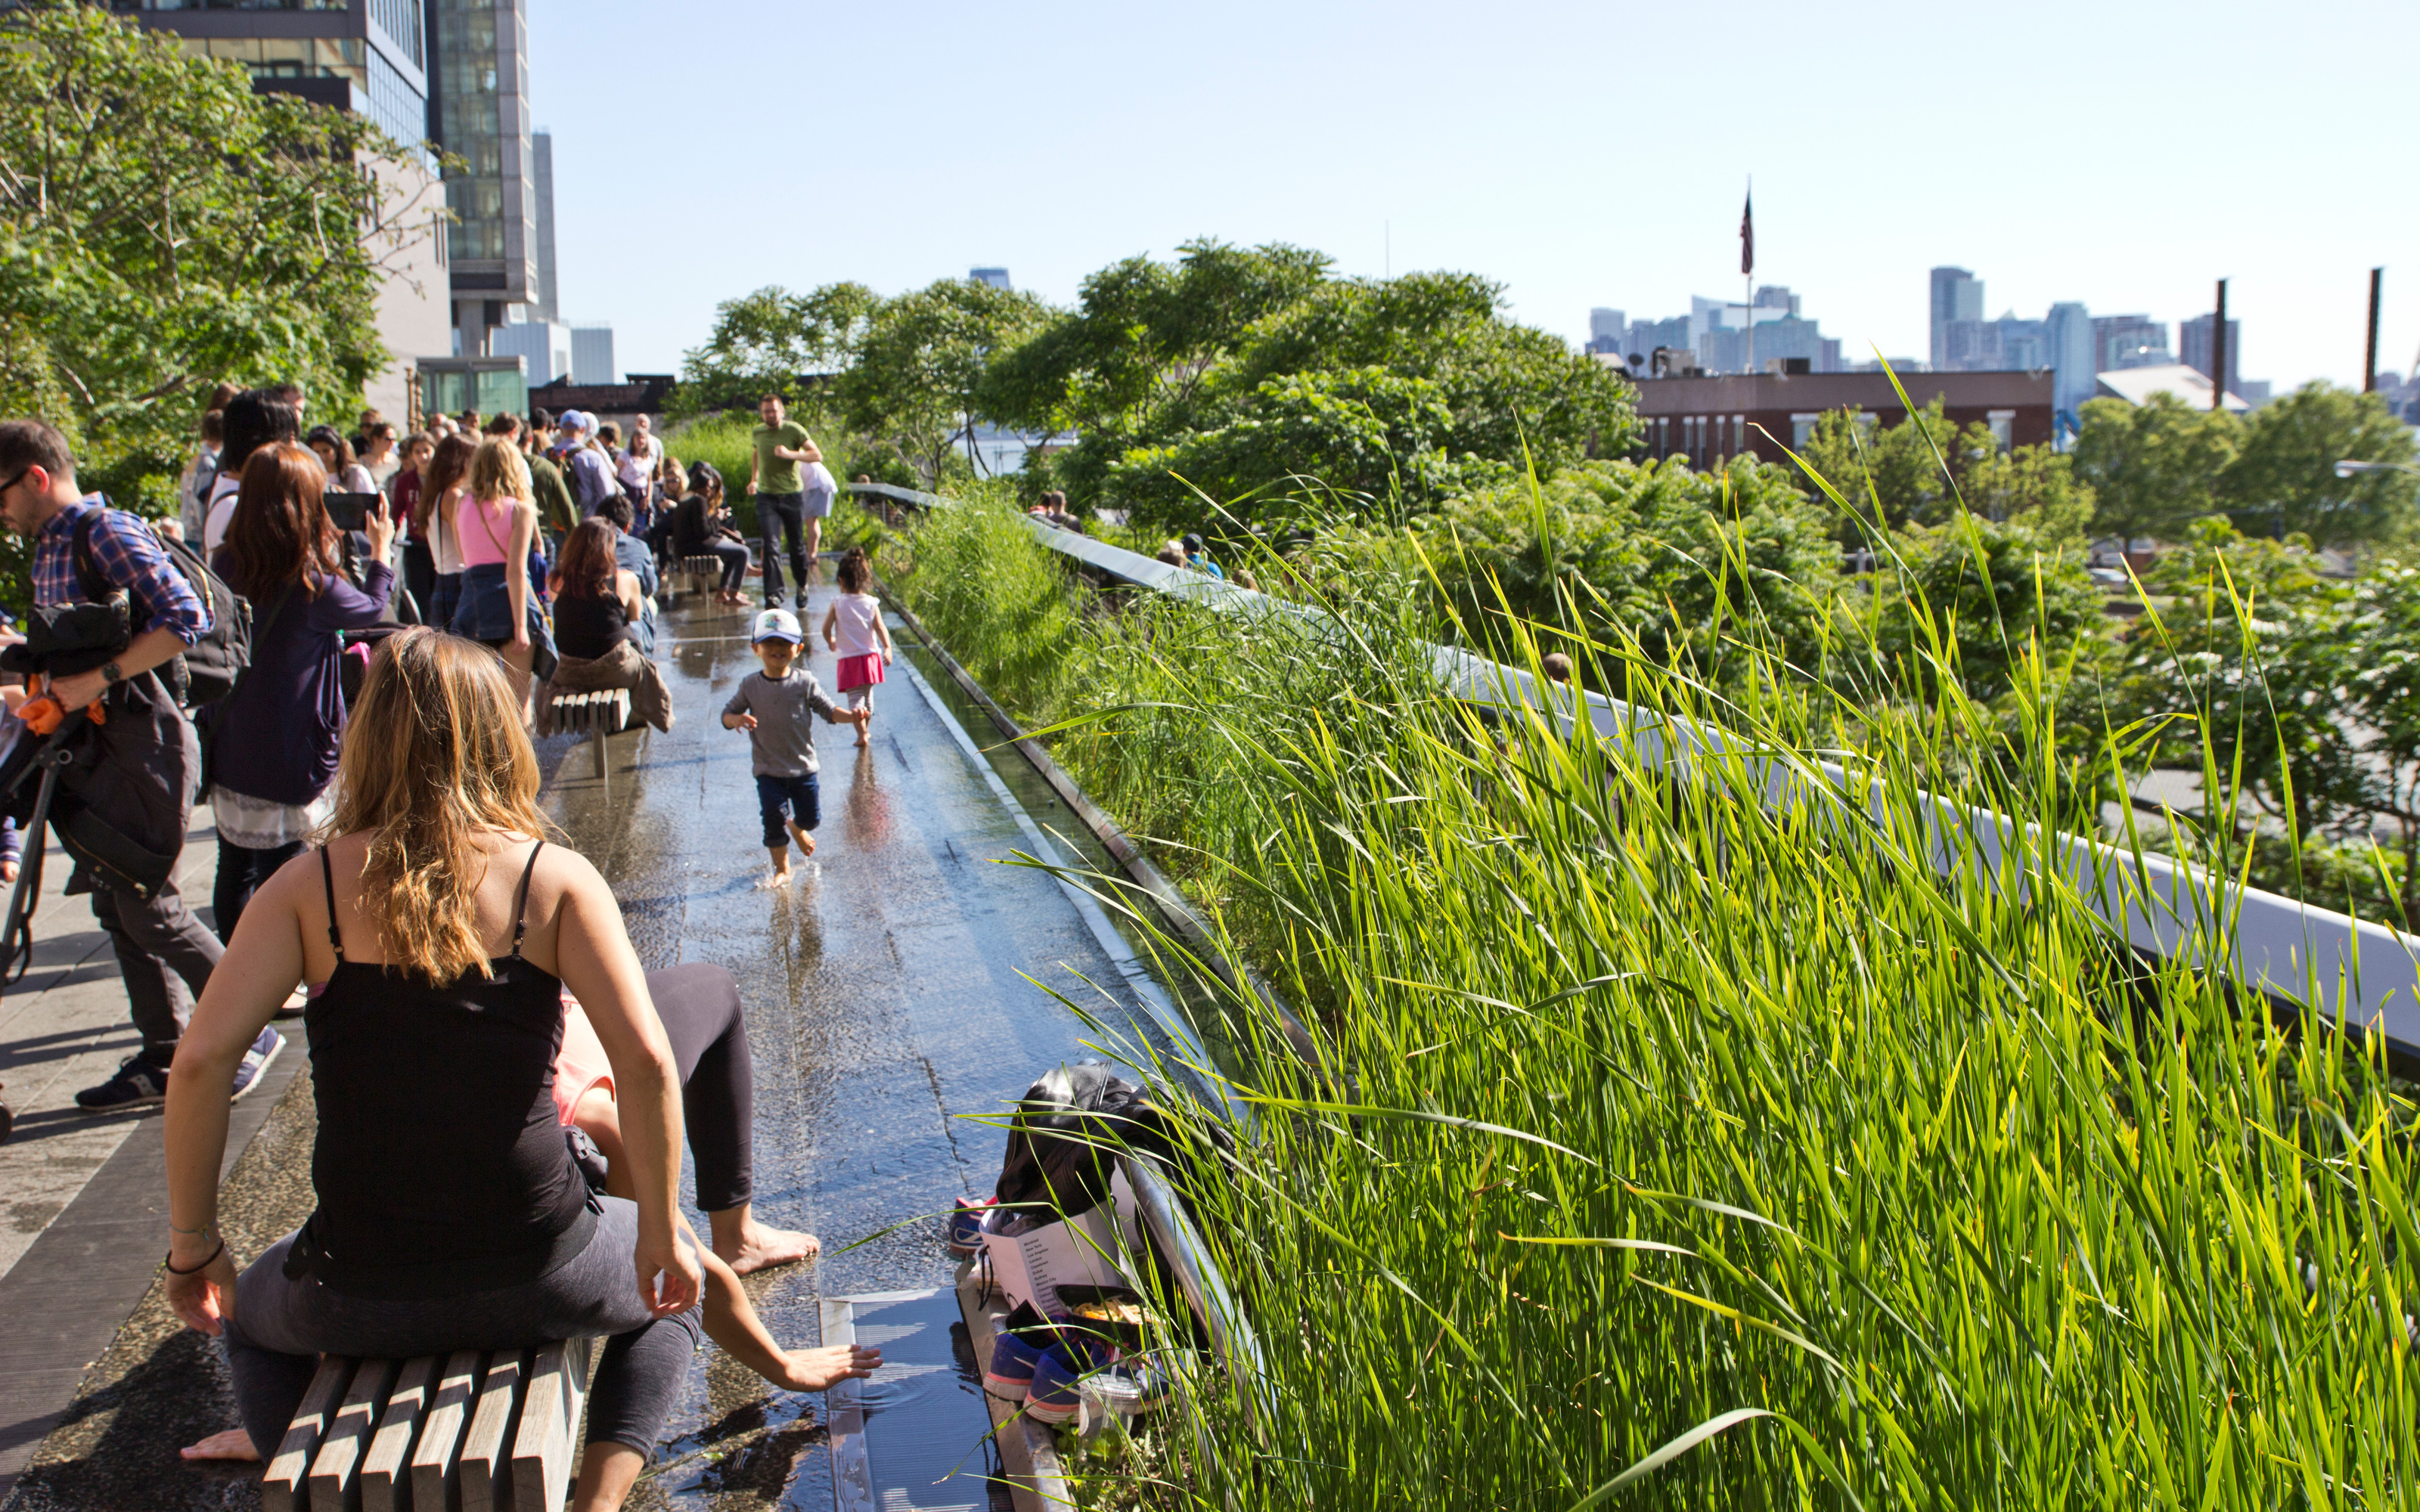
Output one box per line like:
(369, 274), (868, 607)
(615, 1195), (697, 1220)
(163, 630), (698, 1510)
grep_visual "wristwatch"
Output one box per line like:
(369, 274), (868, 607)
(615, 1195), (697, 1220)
(101, 661), (124, 685)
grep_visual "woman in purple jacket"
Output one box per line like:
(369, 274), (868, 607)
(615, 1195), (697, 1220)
(206, 443), (396, 941)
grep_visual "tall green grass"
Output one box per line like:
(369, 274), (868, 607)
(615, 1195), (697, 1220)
(892, 493), (2418, 1510)
(661, 409), (883, 550)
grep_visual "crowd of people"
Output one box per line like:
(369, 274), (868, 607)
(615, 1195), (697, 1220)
(0, 383), (894, 1510)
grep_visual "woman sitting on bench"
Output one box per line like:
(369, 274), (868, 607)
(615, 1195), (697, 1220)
(163, 630), (699, 1510)
(537, 520), (674, 736)
(672, 462), (752, 607)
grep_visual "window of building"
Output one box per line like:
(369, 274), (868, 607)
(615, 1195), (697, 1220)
(367, 0), (426, 70)
(141, 1), (349, 11)
(1733, 414), (1746, 456)
(1790, 412), (1818, 449)
(1987, 410), (2015, 452)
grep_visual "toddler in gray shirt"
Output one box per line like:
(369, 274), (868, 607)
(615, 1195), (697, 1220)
(722, 609), (867, 885)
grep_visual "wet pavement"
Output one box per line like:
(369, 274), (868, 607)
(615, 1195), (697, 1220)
(0, 578), (1196, 1510)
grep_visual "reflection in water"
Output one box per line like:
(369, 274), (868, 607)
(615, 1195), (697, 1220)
(845, 743), (893, 850)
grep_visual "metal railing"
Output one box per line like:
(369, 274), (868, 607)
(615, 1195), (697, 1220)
(849, 484), (2420, 1057)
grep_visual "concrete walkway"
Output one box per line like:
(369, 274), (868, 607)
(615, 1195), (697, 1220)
(0, 579), (1190, 1509)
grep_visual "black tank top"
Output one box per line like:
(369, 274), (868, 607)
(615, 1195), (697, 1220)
(291, 841), (595, 1299)
(554, 590), (631, 660)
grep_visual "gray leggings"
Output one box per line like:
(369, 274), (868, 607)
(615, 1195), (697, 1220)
(224, 1198), (702, 1459)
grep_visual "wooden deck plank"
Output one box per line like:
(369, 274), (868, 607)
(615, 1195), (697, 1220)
(407, 1349), (486, 1512)
(359, 1354), (436, 1512)
(309, 1355), (397, 1512)
(262, 1356), (354, 1512)
(509, 1335), (593, 1512)
(458, 1349), (526, 1512)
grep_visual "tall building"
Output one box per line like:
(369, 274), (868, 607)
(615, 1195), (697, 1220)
(1616, 288), (1839, 376)
(570, 325), (616, 386)
(119, 0), (450, 423)
(1587, 308), (1627, 355)
(2180, 314), (2241, 398)
(530, 129), (559, 324)
(429, 0), (537, 361)
(492, 318), (569, 387)
(2092, 315), (2171, 373)
(2046, 302), (2095, 420)
(970, 268), (1012, 290)
(1930, 268), (1983, 370)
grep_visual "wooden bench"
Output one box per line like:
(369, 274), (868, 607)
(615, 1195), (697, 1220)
(676, 555), (721, 600)
(545, 688), (633, 793)
(261, 1338), (593, 1512)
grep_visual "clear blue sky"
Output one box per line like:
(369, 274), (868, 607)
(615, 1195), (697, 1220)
(527, 0), (2420, 394)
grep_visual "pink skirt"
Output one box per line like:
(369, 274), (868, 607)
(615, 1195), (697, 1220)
(836, 652), (886, 692)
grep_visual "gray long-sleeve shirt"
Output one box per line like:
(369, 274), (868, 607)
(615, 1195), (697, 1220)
(722, 665), (843, 776)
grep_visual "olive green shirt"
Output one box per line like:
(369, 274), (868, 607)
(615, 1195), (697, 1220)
(528, 451), (577, 536)
(752, 420), (811, 496)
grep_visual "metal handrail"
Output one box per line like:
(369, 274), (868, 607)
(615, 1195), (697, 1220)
(849, 484), (2420, 1056)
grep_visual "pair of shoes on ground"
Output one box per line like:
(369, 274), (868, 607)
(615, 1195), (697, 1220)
(983, 1321), (1169, 1424)
(73, 1027), (283, 1112)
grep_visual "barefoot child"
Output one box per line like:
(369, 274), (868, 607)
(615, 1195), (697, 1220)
(821, 547), (892, 748)
(722, 609), (866, 885)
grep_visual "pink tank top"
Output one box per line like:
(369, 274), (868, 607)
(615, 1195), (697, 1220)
(457, 494), (517, 568)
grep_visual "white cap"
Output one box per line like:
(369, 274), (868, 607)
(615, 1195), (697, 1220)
(750, 608), (803, 644)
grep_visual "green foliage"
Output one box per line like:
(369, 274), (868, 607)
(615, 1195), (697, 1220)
(0, 1), (418, 516)
(2072, 392), (2242, 544)
(839, 278), (1053, 488)
(659, 408), (883, 548)
(1872, 515), (2102, 704)
(1794, 399), (2012, 536)
(2217, 381), (2420, 546)
(672, 282), (878, 418)
(892, 491), (2418, 1512)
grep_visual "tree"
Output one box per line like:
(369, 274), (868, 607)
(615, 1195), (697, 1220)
(2071, 392), (2241, 545)
(1959, 442), (2094, 548)
(674, 282), (878, 417)
(0, 2), (425, 486)
(1871, 514), (2102, 705)
(1794, 400), (1981, 536)
(840, 278), (1051, 488)
(2217, 382), (2418, 547)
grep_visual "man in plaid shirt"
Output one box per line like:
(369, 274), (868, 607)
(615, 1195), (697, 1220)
(0, 419), (278, 1112)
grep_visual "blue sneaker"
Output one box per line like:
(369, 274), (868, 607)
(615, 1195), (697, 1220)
(1025, 1346), (1086, 1425)
(947, 1197), (997, 1256)
(74, 1052), (171, 1111)
(229, 1027), (284, 1102)
(985, 1331), (1041, 1402)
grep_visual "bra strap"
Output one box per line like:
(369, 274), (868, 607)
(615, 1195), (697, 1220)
(318, 847), (345, 960)
(509, 839), (545, 958)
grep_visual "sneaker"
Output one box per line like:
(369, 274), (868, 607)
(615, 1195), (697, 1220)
(947, 1197), (997, 1256)
(1024, 1346), (1086, 1424)
(228, 1027), (284, 1102)
(793, 592), (811, 612)
(75, 1052), (171, 1111)
(984, 1331), (1041, 1402)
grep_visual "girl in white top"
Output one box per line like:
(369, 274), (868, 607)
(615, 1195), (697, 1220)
(819, 547), (893, 748)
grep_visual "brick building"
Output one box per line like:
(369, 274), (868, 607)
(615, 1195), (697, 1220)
(1628, 370), (2055, 469)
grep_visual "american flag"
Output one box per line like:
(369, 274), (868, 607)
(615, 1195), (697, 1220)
(1740, 191), (1754, 277)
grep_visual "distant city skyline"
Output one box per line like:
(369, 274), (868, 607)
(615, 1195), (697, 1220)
(523, 0), (2418, 397)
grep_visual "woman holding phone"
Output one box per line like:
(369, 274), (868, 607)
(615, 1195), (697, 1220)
(204, 442), (397, 940)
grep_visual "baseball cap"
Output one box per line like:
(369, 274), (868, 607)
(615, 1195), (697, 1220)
(557, 410), (590, 435)
(750, 608), (803, 645)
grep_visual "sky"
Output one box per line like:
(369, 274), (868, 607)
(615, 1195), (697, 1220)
(526, 0), (2420, 395)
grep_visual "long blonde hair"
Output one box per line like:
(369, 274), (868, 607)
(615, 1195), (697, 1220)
(467, 436), (534, 505)
(324, 630), (553, 981)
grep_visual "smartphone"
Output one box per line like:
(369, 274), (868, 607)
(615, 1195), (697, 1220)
(324, 491), (381, 532)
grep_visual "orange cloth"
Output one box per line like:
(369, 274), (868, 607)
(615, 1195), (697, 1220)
(551, 991), (616, 1128)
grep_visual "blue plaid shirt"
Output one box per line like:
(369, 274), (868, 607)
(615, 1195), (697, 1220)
(33, 495), (210, 645)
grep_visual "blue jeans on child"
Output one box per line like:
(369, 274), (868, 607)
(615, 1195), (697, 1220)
(755, 772), (820, 848)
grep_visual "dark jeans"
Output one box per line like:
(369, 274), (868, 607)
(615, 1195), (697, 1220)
(225, 1198), (701, 1464)
(401, 538), (436, 623)
(706, 537), (750, 592)
(648, 963), (754, 1213)
(755, 493), (809, 602)
(91, 881), (222, 1061)
(753, 772), (820, 849)
(213, 836), (305, 945)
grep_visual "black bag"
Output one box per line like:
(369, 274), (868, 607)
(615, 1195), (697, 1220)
(0, 600), (131, 682)
(992, 1061), (1218, 1222)
(72, 506), (252, 708)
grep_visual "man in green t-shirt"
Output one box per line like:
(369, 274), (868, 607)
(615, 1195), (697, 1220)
(749, 393), (825, 609)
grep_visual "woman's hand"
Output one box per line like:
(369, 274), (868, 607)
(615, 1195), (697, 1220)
(634, 1226), (702, 1319)
(509, 627), (533, 654)
(363, 495), (397, 562)
(166, 1244), (240, 1337)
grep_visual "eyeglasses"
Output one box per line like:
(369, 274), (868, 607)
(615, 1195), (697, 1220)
(0, 468), (29, 500)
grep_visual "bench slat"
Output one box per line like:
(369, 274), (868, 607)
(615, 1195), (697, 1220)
(359, 1354), (436, 1512)
(510, 1335), (594, 1512)
(459, 1349), (527, 1512)
(309, 1354), (397, 1511)
(263, 1356), (354, 1512)
(407, 1349), (485, 1512)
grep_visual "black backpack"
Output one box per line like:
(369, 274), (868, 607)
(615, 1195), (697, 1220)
(73, 505), (253, 708)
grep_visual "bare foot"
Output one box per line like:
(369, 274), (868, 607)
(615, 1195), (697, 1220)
(786, 822), (816, 858)
(773, 1343), (881, 1392)
(756, 867), (792, 890)
(853, 734), (870, 748)
(719, 1221), (821, 1274)
(182, 1428), (260, 1463)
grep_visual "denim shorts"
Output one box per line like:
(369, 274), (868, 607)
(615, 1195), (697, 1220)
(754, 772), (820, 848)
(451, 561), (540, 643)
